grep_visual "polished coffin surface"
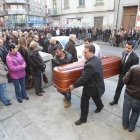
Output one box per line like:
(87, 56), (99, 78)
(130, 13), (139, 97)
(53, 55), (121, 92)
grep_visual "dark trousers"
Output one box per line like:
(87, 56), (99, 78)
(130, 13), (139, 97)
(106, 35), (110, 42)
(114, 74), (124, 102)
(80, 87), (103, 121)
(32, 74), (42, 95)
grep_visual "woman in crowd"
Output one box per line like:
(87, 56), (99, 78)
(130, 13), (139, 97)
(26, 37), (33, 49)
(0, 57), (12, 106)
(6, 43), (29, 103)
(116, 32), (121, 47)
(18, 37), (30, 77)
(39, 33), (45, 49)
(3, 36), (12, 51)
(28, 41), (46, 96)
(110, 30), (116, 47)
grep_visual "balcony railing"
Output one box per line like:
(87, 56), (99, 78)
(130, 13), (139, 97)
(8, 9), (27, 14)
(5, 0), (26, 3)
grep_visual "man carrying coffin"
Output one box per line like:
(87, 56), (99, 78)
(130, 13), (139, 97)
(69, 44), (105, 125)
(53, 44), (73, 108)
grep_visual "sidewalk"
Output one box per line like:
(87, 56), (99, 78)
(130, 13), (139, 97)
(0, 77), (140, 140)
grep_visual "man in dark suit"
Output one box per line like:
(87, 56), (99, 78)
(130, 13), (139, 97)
(110, 41), (139, 105)
(69, 44), (105, 125)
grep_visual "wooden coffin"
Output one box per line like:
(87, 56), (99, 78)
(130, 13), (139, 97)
(53, 55), (121, 92)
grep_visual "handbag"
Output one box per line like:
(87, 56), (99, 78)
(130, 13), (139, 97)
(43, 72), (48, 83)
(26, 70), (34, 90)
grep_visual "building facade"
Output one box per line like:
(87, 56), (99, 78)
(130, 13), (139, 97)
(48, 0), (116, 29)
(0, 0), (48, 30)
(115, 0), (140, 31)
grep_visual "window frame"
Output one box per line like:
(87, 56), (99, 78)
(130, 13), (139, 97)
(64, 0), (69, 8)
(96, 0), (103, 4)
(79, 0), (85, 6)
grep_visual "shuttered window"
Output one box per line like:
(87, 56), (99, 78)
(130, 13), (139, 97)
(64, 0), (69, 8)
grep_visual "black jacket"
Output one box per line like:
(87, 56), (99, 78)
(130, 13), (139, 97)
(28, 49), (45, 75)
(18, 47), (30, 70)
(106, 29), (111, 36)
(43, 38), (50, 53)
(52, 30), (56, 36)
(65, 40), (78, 62)
(73, 56), (105, 97)
(48, 43), (56, 57)
(120, 51), (139, 76)
(53, 51), (73, 68)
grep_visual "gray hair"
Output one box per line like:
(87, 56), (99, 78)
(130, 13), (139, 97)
(69, 34), (76, 40)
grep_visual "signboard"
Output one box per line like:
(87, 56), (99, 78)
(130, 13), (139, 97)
(67, 18), (81, 27)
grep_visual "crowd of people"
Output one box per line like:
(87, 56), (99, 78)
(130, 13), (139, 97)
(0, 26), (140, 132)
(1, 25), (140, 50)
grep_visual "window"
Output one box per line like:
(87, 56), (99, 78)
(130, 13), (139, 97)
(0, 17), (4, 22)
(36, 7), (38, 11)
(39, 8), (41, 12)
(43, 10), (45, 13)
(79, 0), (85, 6)
(0, 6), (3, 11)
(32, 6), (34, 11)
(96, 0), (103, 4)
(38, 0), (40, 3)
(43, 1), (45, 5)
(10, 5), (23, 9)
(64, 0), (69, 8)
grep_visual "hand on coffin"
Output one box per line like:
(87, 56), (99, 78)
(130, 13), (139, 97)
(69, 85), (74, 91)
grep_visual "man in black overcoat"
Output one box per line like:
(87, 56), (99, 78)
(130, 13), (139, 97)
(110, 41), (139, 105)
(69, 44), (105, 125)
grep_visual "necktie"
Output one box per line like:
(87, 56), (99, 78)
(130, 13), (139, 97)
(123, 53), (128, 64)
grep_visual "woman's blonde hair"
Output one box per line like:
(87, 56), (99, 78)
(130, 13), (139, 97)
(18, 37), (28, 53)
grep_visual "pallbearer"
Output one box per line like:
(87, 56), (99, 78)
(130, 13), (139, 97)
(69, 44), (105, 125)
(53, 44), (73, 108)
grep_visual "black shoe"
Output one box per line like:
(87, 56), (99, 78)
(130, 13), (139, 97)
(8, 99), (10, 102)
(109, 100), (118, 106)
(75, 119), (87, 125)
(24, 97), (29, 100)
(5, 102), (12, 106)
(94, 105), (104, 113)
(18, 100), (22, 103)
(123, 127), (127, 130)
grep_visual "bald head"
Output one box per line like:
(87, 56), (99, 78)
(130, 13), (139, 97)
(13, 31), (18, 37)
(50, 37), (56, 45)
(34, 35), (39, 42)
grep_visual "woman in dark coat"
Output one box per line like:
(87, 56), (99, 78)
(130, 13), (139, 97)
(28, 41), (46, 96)
(3, 36), (12, 51)
(39, 33), (45, 49)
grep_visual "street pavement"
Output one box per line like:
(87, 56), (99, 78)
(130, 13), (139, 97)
(0, 42), (140, 140)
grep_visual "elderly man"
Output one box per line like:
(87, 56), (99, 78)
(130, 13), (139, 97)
(84, 38), (102, 57)
(32, 35), (43, 51)
(12, 31), (18, 45)
(65, 34), (78, 62)
(48, 37), (56, 57)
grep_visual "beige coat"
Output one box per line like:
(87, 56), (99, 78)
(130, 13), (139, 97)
(0, 58), (8, 84)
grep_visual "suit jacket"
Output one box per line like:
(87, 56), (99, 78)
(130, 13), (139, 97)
(120, 51), (139, 76)
(73, 56), (105, 97)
